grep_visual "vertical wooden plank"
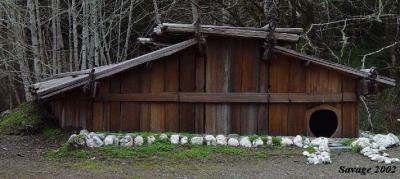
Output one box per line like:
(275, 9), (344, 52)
(229, 38), (243, 134)
(121, 68), (141, 132)
(93, 102), (103, 131)
(269, 54), (290, 136)
(165, 54), (180, 132)
(342, 76), (358, 137)
(140, 66), (150, 131)
(206, 37), (231, 134)
(195, 52), (206, 134)
(240, 39), (259, 135)
(150, 60), (165, 132)
(74, 98), (80, 128)
(179, 47), (196, 133)
(61, 99), (66, 128)
(258, 57), (269, 135)
(288, 58), (307, 135)
(109, 75), (121, 131)
(99, 79), (110, 131)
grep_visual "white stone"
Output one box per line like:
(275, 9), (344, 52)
(67, 134), (77, 144)
(318, 138), (329, 152)
(85, 133), (103, 148)
(239, 137), (252, 148)
(281, 137), (293, 146)
(304, 137), (311, 145)
(266, 136), (273, 145)
(372, 134), (397, 148)
(180, 136), (188, 145)
(159, 134), (168, 141)
(204, 135), (217, 145)
(351, 137), (371, 148)
(293, 135), (303, 148)
(302, 151), (310, 156)
(228, 138), (239, 147)
(170, 134), (180, 145)
(96, 133), (106, 140)
(383, 153), (389, 157)
(388, 133), (400, 144)
(311, 137), (327, 146)
(134, 136), (144, 146)
(80, 129), (89, 135)
(147, 135), (156, 145)
(191, 136), (203, 145)
(252, 138), (264, 147)
(119, 135), (133, 147)
(104, 135), (119, 146)
(371, 142), (380, 149)
(216, 135), (227, 145)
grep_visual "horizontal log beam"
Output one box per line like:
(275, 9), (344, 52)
(161, 23), (304, 34)
(155, 23), (300, 42)
(95, 92), (357, 103)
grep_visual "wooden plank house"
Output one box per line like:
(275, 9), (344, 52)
(31, 23), (396, 138)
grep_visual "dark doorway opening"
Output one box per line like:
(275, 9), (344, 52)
(309, 110), (338, 137)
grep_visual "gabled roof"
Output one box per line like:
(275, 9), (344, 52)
(32, 38), (198, 99)
(31, 23), (395, 99)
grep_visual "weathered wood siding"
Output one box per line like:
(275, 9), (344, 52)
(48, 36), (359, 137)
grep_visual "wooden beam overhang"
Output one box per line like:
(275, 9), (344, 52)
(94, 92), (357, 103)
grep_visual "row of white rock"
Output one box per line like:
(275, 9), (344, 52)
(67, 130), (332, 165)
(351, 133), (400, 164)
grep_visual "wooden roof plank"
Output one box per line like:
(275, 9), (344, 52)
(273, 46), (396, 86)
(33, 38), (198, 98)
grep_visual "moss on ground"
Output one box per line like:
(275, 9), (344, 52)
(304, 145), (317, 154)
(43, 139), (301, 163)
(272, 136), (282, 146)
(0, 102), (44, 134)
(340, 139), (354, 146)
(351, 145), (362, 153)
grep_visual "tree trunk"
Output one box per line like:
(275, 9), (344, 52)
(72, 0), (79, 71)
(10, 0), (32, 101)
(123, 0), (136, 61)
(28, 0), (41, 81)
(81, 0), (89, 70)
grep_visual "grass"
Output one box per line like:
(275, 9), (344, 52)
(340, 139), (354, 146)
(43, 144), (94, 160)
(0, 102), (42, 134)
(248, 135), (259, 142)
(44, 139), (266, 162)
(272, 136), (282, 146)
(42, 127), (63, 139)
(351, 145), (362, 153)
(304, 145), (317, 154)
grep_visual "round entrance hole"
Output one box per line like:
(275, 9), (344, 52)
(309, 110), (338, 137)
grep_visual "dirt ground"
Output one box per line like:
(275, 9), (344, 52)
(1, 135), (400, 179)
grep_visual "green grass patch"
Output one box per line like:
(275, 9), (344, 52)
(43, 144), (94, 160)
(304, 145), (317, 154)
(44, 140), (260, 162)
(340, 139), (354, 146)
(0, 102), (43, 134)
(351, 145), (362, 153)
(42, 127), (63, 139)
(248, 135), (259, 142)
(272, 136), (282, 146)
